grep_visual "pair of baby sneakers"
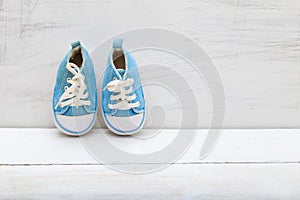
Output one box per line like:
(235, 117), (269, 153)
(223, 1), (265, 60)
(52, 39), (146, 136)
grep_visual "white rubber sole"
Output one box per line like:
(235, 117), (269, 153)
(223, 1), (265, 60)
(102, 110), (146, 136)
(52, 113), (96, 136)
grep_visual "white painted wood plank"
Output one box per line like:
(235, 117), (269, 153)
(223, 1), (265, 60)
(0, 164), (299, 199)
(0, 129), (300, 164)
(0, 0), (300, 128)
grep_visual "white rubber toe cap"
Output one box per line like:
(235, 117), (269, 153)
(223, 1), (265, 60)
(55, 113), (95, 136)
(104, 113), (145, 135)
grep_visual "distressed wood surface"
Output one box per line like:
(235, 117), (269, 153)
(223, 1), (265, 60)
(0, 164), (299, 200)
(0, 0), (299, 128)
(0, 129), (299, 199)
(0, 129), (300, 164)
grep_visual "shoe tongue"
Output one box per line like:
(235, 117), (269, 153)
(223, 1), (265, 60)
(117, 69), (125, 77)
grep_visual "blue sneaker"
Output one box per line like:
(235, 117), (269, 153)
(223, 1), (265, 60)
(52, 41), (98, 136)
(102, 38), (146, 135)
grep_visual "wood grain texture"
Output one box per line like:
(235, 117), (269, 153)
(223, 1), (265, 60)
(0, 164), (299, 199)
(0, 128), (299, 199)
(0, 129), (299, 164)
(0, 0), (299, 128)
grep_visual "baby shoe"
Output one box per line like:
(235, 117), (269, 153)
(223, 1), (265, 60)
(52, 41), (98, 136)
(102, 38), (145, 135)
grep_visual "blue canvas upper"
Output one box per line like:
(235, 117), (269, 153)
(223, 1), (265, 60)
(52, 41), (98, 117)
(102, 38), (145, 117)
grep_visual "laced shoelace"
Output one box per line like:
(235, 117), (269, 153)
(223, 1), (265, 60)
(55, 63), (91, 109)
(104, 77), (140, 110)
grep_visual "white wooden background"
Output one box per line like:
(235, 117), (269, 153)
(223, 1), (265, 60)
(0, 0), (299, 128)
(0, 1), (300, 199)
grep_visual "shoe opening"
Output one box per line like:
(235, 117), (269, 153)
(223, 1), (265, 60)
(69, 47), (83, 67)
(113, 49), (126, 70)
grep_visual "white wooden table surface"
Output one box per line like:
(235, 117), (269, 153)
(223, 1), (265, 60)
(0, 129), (299, 199)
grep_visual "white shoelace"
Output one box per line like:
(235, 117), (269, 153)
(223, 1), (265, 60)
(55, 63), (91, 109)
(104, 77), (140, 110)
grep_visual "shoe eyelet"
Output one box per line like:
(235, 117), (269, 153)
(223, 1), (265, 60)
(113, 77), (117, 81)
